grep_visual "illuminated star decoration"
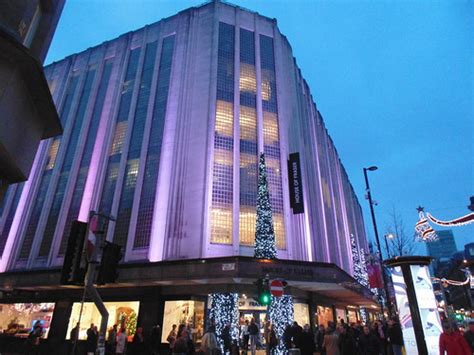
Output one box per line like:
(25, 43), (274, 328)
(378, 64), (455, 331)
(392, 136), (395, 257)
(209, 293), (239, 354)
(254, 153), (277, 259)
(415, 206), (437, 241)
(269, 295), (294, 354)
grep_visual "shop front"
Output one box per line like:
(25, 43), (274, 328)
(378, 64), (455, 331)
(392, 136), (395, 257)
(0, 303), (55, 338)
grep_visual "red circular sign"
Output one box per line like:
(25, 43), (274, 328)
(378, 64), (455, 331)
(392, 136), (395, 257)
(270, 280), (284, 297)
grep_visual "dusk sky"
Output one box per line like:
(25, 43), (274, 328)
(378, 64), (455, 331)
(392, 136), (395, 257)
(45, 0), (473, 255)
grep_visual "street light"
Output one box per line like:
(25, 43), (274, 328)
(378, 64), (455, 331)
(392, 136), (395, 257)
(363, 166), (394, 317)
(384, 233), (394, 259)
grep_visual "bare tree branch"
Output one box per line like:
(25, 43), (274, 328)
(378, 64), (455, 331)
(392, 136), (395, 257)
(385, 206), (416, 257)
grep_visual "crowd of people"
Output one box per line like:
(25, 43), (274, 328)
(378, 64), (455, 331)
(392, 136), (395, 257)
(22, 315), (474, 355)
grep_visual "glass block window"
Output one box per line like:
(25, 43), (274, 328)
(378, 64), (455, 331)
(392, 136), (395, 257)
(39, 66), (97, 257)
(134, 35), (175, 249)
(17, 73), (80, 262)
(113, 41), (158, 248)
(59, 60), (114, 255)
(210, 22), (235, 245)
(260, 35), (285, 249)
(99, 48), (141, 216)
(0, 184), (24, 257)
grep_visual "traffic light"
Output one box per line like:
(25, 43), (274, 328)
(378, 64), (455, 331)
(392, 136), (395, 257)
(60, 221), (87, 285)
(257, 278), (271, 306)
(96, 242), (122, 285)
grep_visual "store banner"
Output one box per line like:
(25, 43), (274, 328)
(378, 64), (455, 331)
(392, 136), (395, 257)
(410, 265), (442, 355)
(367, 263), (383, 289)
(287, 153), (304, 214)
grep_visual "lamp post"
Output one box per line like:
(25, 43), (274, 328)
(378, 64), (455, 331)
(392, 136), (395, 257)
(363, 166), (393, 317)
(384, 233), (394, 259)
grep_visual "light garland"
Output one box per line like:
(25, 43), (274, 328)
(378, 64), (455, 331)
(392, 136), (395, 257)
(432, 277), (470, 286)
(209, 293), (239, 354)
(415, 209), (437, 242)
(427, 212), (474, 227)
(269, 295), (293, 354)
(351, 234), (367, 287)
(254, 153), (277, 259)
(358, 248), (370, 289)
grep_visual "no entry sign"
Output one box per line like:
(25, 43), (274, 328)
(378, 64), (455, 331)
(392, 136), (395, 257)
(270, 279), (284, 297)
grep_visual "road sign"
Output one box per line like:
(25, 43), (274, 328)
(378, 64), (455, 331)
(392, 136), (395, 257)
(270, 279), (284, 297)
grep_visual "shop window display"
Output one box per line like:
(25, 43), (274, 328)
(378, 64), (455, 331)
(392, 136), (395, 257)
(66, 301), (139, 340)
(0, 303), (55, 338)
(161, 301), (204, 344)
(316, 306), (334, 327)
(293, 303), (309, 327)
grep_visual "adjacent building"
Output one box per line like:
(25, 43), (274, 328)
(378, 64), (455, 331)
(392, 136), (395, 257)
(0, 1), (375, 349)
(426, 229), (457, 275)
(0, 0), (65, 201)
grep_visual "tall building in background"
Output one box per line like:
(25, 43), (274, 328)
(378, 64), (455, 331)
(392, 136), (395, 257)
(0, 0), (65, 201)
(0, 2), (375, 346)
(426, 229), (458, 275)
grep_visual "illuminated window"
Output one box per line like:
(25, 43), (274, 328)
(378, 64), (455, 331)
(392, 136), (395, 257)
(273, 213), (286, 249)
(210, 23), (235, 245)
(240, 63), (256, 93)
(0, 303), (55, 338)
(215, 100), (233, 137)
(322, 179), (332, 208)
(161, 301), (205, 343)
(240, 106), (257, 141)
(110, 121), (128, 155)
(67, 302), (140, 340)
(46, 139), (60, 170)
(239, 206), (256, 246)
(263, 112), (279, 147)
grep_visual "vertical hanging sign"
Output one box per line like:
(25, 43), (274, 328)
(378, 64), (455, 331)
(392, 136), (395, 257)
(288, 153), (304, 214)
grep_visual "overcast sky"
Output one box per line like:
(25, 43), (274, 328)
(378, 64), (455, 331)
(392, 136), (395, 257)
(46, 0), (473, 255)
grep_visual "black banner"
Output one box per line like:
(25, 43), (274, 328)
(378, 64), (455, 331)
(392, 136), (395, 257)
(288, 153), (304, 214)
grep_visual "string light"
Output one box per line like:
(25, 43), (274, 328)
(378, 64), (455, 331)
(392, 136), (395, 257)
(269, 295), (293, 354)
(432, 277), (470, 286)
(209, 293), (239, 354)
(254, 153), (277, 259)
(415, 209), (437, 242)
(427, 212), (474, 227)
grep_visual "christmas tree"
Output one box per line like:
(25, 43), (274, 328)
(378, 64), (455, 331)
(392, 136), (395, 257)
(254, 153), (277, 259)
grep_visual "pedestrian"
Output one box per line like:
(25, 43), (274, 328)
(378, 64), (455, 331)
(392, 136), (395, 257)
(116, 328), (127, 355)
(386, 317), (403, 355)
(221, 323), (232, 355)
(248, 318), (259, 355)
(268, 324), (278, 355)
(322, 326), (339, 355)
(282, 324), (292, 352)
(299, 324), (315, 355)
(149, 324), (161, 355)
(241, 319), (249, 353)
(439, 322), (471, 355)
(263, 321), (271, 355)
(107, 324), (118, 355)
(463, 320), (474, 353)
(26, 320), (43, 354)
(86, 324), (98, 355)
(358, 325), (379, 355)
(201, 325), (219, 355)
(291, 321), (303, 349)
(315, 324), (326, 355)
(167, 324), (178, 353)
(337, 325), (355, 355)
(70, 322), (80, 354)
(173, 328), (189, 355)
(131, 326), (146, 354)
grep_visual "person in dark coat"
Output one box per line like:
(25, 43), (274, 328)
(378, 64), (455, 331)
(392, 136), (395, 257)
(299, 325), (315, 355)
(221, 323), (232, 354)
(315, 324), (326, 355)
(130, 326), (146, 354)
(86, 324), (98, 355)
(282, 324), (293, 351)
(291, 321), (303, 349)
(387, 317), (404, 355)
(337, 326), (356, 355)
(358, 326), (380, 355)
(148, 325), (161, 355)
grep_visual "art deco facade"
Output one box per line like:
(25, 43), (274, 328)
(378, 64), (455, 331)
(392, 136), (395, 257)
(0, 1), (368, 276)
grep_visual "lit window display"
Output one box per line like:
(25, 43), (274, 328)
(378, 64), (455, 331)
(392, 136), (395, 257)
(316, 306), (333, 327)
(161, 301), (204, 344)
(0, 303), (55, 338)
(294, 303), (309, 327)
(335, 308), (346, 324)
(66, 301), (139, 340)
(347, 309), (358, 323)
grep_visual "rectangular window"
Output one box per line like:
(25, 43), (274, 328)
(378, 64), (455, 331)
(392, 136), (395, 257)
(161, 301), (205, 344)
(0, 303), (55, 338)
(210, 23), (235, 245)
